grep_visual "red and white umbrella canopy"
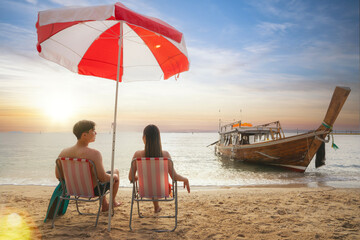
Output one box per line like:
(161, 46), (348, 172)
(36, 2), (189, 82)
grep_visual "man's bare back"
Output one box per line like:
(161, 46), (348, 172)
(59, 145), (100, 160)
(56, 120), (121, 211)
(58, 144), (105, 185)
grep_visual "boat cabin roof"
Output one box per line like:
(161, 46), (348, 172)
(219, 127), (272, 135)
(219, 120), (283, 136)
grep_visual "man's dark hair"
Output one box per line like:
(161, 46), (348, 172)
(73, 120), (95, 140)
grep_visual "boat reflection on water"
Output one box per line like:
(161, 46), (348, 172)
(215, 155), (328, 187)
(216, 155), (290, 173)
(215, 154), (360, 188)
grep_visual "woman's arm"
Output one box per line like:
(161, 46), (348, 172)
(128, 151), (140, 182)
(165, 151), (190, 193)
(128, 160), (138, 182)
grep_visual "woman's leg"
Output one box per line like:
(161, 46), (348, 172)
(153, 201), (161, 213)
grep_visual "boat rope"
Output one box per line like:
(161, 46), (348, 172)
(255, 151), (280, 160)
(206, 140), (219, 147)
(321, 121), (332, 129)
(321, 121), (339, 150)
(314, 132), (330, 143)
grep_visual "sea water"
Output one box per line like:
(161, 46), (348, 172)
(0, 132), (359, 188)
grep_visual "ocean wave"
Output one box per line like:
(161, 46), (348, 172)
(331, 164), (360, 169)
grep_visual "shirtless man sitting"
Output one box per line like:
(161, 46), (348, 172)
(56, 120), (121, 211)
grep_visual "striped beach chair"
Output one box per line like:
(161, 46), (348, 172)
(129, 157), (178, 232)
(52, 157), (111, 228)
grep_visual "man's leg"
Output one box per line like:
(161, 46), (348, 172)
(101, 169), (120, 212)
(112, 169), (121, 207)
(102, 196), (109, 212)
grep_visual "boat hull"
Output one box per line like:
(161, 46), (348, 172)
(215, 86), (351, 172)
(215, 131), (329, 172)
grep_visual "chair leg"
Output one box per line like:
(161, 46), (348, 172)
(136, 200), (144, 218)
(130, 181), (179, 232)
(129, 199), (134, 230)
(172, 182), (178, 232)
(51, 197), (61, 228)
(94, 197), (103, 227)
(75, 197), (82, 215)
(129, 185), (136, 231)
(173, 191), (178, 232)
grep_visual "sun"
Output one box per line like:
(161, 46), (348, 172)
(43, 97), (74, 122)
(0, 210), (37, 240)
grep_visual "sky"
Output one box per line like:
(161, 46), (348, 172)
(0, 0), (359, 133)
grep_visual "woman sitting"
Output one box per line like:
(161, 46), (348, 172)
(128, 124), (190, 213)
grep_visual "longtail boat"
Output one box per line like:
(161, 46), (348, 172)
(214, 86), (351, 172)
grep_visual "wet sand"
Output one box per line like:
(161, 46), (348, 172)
(0, 185), (359, 239)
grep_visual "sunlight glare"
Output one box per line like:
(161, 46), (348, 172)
(43, 97), (74, 122)
(0, 212), (32, 240)
(7, 213), (22, 228)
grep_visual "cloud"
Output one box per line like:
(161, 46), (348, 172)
(187, 40), (282, 88)
(49, 0), (93, 7)
(256, 22), (294, 36)
(243, 42), (276, 54)
(249, 0), (307, 20)
(0, 23), (36, 51)
(221, 24), (240, 36)
(46, 0), (163, 18)
(184, 35), (358, 104)
(25, 0), (37, 4)
(0, 0), (358, 132)
(186, 46), (249, 84)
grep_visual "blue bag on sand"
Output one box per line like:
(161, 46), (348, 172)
(44, 183), (69, 222)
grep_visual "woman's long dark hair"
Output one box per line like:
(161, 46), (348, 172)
(143, 124), (163, 157)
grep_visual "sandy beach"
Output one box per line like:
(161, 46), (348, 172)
(0, 185), (359, 239)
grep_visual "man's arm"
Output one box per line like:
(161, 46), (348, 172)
(55, 150), (65, 180)
(92, 150), (113, 182)
(91, 150), (119, 183)
(55, 160), (61, 179)
(55, 164), (60, 180)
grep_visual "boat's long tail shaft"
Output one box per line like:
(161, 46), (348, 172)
(318, 86), (351, 131)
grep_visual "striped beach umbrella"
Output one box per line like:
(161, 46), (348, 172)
(36, 2), (189, 230)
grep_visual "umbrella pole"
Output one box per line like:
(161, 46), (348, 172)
(108, 21), (123, 232)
